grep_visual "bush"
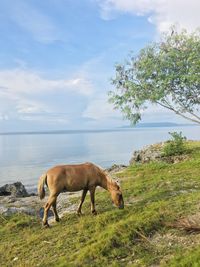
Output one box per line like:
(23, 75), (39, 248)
(163, 132), (187, 157)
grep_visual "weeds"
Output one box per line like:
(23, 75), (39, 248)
(163, 132), (187, 157)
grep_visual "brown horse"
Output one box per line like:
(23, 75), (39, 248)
(38, 162), (124, 226)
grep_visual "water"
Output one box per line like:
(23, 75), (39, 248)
(0, 126), (199, 192)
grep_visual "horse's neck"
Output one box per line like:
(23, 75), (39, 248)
(100, 173), (113, 192)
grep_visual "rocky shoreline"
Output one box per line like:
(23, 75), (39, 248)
(0, 188), (86, 229)
(0, 181), (83, 222)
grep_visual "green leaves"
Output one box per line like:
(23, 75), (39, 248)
(109, 27), (200, 124)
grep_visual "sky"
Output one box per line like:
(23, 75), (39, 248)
(0, 0), (199, 132)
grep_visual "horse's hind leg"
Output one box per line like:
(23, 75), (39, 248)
(77, 189), (88, 215)
(43, 194), (57, 227)
(52, 198), (60, 222)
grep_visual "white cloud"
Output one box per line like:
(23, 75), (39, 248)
(18, 112), (69, 124)
(97, 0), (200, 32)
(0, 67), (94, 126)
(0, 68), (93, 96)
(16, 100), (46, 114)
(82, 96), (121, 120)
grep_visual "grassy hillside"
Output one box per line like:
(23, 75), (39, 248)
(1, 141), (200, 267)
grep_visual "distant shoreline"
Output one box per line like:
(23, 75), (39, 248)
(0, 123), (198, 136)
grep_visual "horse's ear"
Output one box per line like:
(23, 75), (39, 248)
(111, 176), (121, 187)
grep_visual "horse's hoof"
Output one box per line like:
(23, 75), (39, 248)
(77, 212), (82, 216)
(92, 210), (97, 215)
(55, 217), (60, 222)
(43, 222), (50, 228)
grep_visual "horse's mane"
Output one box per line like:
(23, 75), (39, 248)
(103, 170), (119, 189)
(95, 163), (119, 190)
(106, 175), (117, 185)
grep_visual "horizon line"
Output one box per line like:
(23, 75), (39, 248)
(0, 122), (197, 136)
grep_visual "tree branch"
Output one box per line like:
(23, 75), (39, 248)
(188, 111), (200, 121)
(156, 101), (200, 124)
(173, 97), (200, 121)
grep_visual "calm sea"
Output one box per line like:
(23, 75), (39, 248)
(0, 126), (199, 192)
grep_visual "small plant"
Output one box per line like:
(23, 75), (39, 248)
(163, 131), (187, 157)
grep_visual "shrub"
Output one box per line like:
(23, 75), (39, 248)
(163, 132), (187, 157)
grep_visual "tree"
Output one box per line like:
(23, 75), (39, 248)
(109, 27), (200, 124)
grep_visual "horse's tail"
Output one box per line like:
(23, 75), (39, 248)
(38, 173), (47, 200)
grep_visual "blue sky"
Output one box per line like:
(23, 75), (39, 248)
(0, 0), (199, 132)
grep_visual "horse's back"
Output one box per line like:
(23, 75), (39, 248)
(46, 162), (102, 192)
(47, 162), (97, 177)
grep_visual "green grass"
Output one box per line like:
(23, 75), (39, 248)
(1, 141), (200, 266)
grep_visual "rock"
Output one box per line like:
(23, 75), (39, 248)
(0, 205), (36, 216)
(163, 154), (189, 164)
(0, 190), (81, 221)
(130, 143), (164, 164)
(129, 142), (189, 165)
(0, 182), (29, 197)
(106, 164), (127, 174)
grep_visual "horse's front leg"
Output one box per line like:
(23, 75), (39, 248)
(89, 186), (97, 215)
(77, 189), (88, 215)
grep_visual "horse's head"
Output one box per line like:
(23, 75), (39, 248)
(109, 181), (124, 209)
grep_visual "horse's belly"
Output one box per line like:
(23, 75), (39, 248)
(64, 185), (84, 192)
(63, 179), (88, 192)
